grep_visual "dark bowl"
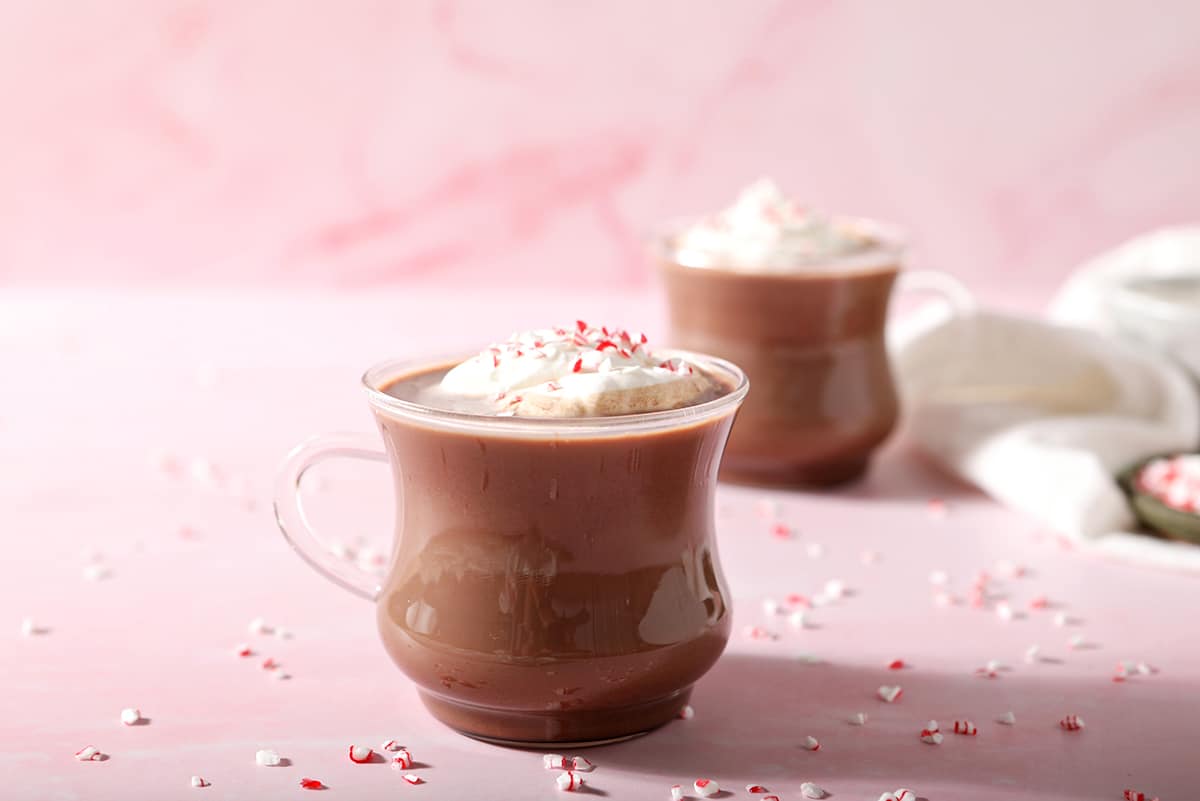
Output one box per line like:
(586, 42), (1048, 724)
(1117, 452), (1200, 545)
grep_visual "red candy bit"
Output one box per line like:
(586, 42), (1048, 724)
(746, 785), (769, 794)
(770, 522), (792, 539)
(887, 659), (906, 670)
(1029, 595), (1049, 610)
(596, 340), (618, 351)
(348, 745), (374, 764)
(952, 720), (978, 735)
(927, 498), (948, 518)
(1124, 791), (1158, 801)
(762, 797), (781, 801)
(402, 774), (423, 785)
(572, 358), (583, 373)
(299, 778), (324, 790)
(1059, 714), (1085, 731)
(785, 593), (811, 608)
(261, 657), (280, 671)
(235, 643), (253, 658)
(576, 320), (588, 333)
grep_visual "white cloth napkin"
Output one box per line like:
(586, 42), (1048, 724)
(891, 230), (1200, 571)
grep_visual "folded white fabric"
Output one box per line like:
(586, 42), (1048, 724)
(892, 230), (1200, 571)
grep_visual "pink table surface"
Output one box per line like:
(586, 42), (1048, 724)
(3, 288), (1197, 801)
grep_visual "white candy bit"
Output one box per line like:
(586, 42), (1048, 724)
(83, 564), (112, 582)
(1024, 644), (1041, 664)
(877, 685), (902, 703)
(805, 542), (826, 558)
(556, 771), (584, 791)
(1067, 633), (1086, 650)
(677, 704), (695, 720)
(763, 598), (781, 616)
(997, 711), (1016, 725)
(274, 627), (292, 640)
(248, 617), (271, 635)
(255, 749), (282, 767)
(390, 749), (413, 770)
(670, 785), (684, 801)
(119, 708), (142, 726)
(788, 609), (808, 629)
(802, 735), (820, 751)
(800, 782), (829, 799)
(849, 711), (869, 726)
(1053, 612), (1069, 627)
(272, 671), (291, 681)
(929, 569), (950, 585)
(20, 617), (44, 636)
(1059, 714), (1085, 731)
(190, 775), (209, 788)
(934, 591), (955, 607)
(920, 729), (943, 745)
(402, 774), (423, 785)
(544, 754), (569, 770)
(693, 778), (720, 797)
(348, 745), (374, 764)
(1136, 662), (1155, 675)
(74, 745), (102, 761)
(952, 719), (978, 735)
(823, 579), (846, 599)
(570, 756), (594, 772)
(996, 602), (1014, 621)
(860, 549), (880, 565)
(977, 659), (1001, 678)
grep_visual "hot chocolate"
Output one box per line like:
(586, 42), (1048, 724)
(660, 180), (904, 487)
(352, 325), (746, 744)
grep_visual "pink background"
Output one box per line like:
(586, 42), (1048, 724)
(5, 0), (1200, 292)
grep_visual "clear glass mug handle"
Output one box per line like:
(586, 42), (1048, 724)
(894, 269), (976, 317)
(273, 432), (388, 601)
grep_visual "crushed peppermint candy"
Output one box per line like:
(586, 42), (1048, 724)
(299, 778), (324, 790)
(800, 782), (829, 799)
(670, 784), (684, 801)
(877, 685), (903, 703)
(556, 771), (584, 791)
(887, 659), (906, 670)
(380, 739), (403, 752)
(74, 745), (103, 761)
(997, 711), (1016, 725)
(190, 776), (210, 788)
(255, 749), (282, 767)
(802, 735), (821, 751)
(119, 708), (142, 726)
(920, 720), (943, 744)
(348, 745), (374, 763)
(402, 774), (423, 785)
(693, 778), (720, 797)
(677, 704), (695, 720)
(849, 712), (869, 726)
(20, 617), (46, 636)
(952, 719), (978, 735)
(1060, 714), (1085, 731)
(1137, 453), (1200, 513)
(746, 784), (769, 793)
(390, 749), (414, 770)
(570, 756), (594, 772)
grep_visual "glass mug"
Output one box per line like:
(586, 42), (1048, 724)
(274, 353), (748, 746)
(657, 221), (973, 487)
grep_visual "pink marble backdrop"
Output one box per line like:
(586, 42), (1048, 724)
(3, 0), (1199, 292)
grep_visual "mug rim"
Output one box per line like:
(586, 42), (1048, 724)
(361, 349), (749, 437)
(648, 214), (908, 274)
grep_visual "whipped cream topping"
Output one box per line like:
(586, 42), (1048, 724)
(439, 322), (714, 417)
(674, 178), (879, 270)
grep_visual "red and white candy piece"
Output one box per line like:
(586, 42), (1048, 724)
(190, 776), (209, 788)
(248, 616), (271, 635)
(746, 784), (769, 793)
(234, 643), (253, 658)
(802, 735), (821, 751)
(381, 739), (403, 752)
(348, 745), (374, 764)
(1029, 594), (1049, 610)
(1059, 714), (1085, 731)
(894, 790), (917, 801)
(920, 720), (943, 744)
(544, 754), (570, 770)
(800, 782), (829, 799)
(670, 785), (683, 801)
(677, 704), (695, 720)
(299, 778), (324, 790)
(391, 749), (414, 770)
(556, 771), (584, 792)
(74, 745), (102, 761)
(402, 774), (423, 785)
(261, 657), (280, 671)
(1124, 790), (1159, 801)
(877, 685), (903, 703)
(762, 796), (781, 801)
(570, 756), (594, 772)
(976, 659), (1001, 678)
(952, 719), (978, 735)
(693, 778), (720, 797)
(255, 748), (282, 766)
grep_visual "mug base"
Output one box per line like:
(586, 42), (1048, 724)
(417, 687), (691, 748)
(720, 456), (870, 489)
